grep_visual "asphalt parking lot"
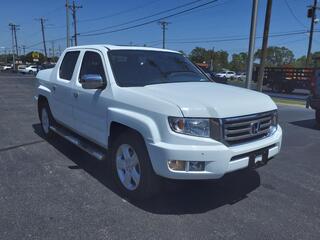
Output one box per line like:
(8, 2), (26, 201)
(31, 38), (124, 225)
(0, 73), (319, 240)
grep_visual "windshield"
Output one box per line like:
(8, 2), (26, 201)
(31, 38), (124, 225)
(108, 50), (209, 87)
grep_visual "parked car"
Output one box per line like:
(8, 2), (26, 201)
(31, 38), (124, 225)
(18, 65), (38, 74)
(35, 45), (282, 199)
(306, 69), (320, 125)
(235, 72), (246, 81)
(215, 71), (236, 79)
(2, 64), (13, 71)
(18, 65), (27, 73)
(26, 65), (38, 74)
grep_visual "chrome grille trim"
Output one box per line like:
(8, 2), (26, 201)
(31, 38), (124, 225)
(221, 111), (275, 145)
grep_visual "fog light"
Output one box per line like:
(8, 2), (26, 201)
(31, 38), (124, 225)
(168, 160), (186, 171)
(189, 161), (205, 171)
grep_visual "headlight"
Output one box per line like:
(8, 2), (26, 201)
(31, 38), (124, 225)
(269, 110), (278, 135)
(271, 110), (278, 126)
(168, 117), (210, 138)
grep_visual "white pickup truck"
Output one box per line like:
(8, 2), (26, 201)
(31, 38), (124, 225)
(35, 45), (282, 199)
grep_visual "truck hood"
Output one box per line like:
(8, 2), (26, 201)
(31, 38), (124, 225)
(130, 82), (277, 118)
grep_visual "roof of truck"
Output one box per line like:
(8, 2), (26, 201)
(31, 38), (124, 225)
(66, 44), (180, 54)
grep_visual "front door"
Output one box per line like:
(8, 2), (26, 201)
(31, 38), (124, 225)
(72, 50), (110, 147)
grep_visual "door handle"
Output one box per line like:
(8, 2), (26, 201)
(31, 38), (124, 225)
(52, 85), (56, 92)
(73, 92), (79, 98)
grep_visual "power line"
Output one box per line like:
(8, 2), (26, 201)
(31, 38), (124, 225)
(78, 0), (162, 23)
(284, 0), (307, 28)
(80, 0), (219, 37)
(80, 0), (207, 35)
(24, 29), (317, 52)
(164, 30), (314, 44)
(146, 29), (308, 43)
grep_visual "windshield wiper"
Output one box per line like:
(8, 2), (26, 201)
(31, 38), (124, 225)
(164, 70), (197, 76)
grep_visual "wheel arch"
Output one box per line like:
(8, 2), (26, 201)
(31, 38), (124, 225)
(107, 108), (161, 148)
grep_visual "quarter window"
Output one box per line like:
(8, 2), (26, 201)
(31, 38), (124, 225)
(59, 51), (80, 80)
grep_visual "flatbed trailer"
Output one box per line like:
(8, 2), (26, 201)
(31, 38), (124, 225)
(254, 67), (316, 93)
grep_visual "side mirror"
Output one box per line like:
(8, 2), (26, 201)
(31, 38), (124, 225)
(80, 74), (105, 89)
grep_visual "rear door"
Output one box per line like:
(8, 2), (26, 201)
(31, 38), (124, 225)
(72, 50), (110, 147)
(50, 50), (80, 128)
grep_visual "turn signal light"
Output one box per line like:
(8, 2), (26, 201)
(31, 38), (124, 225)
(168, 160), (186, 171)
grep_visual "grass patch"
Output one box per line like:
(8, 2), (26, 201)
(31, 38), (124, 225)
(272, 97), (305, 106)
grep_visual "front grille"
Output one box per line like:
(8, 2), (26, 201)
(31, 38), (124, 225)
(222, 111), (275, 145)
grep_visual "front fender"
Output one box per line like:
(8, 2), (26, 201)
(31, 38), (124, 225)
(37, 85), (52, 100)
(107, 107), (161, 143)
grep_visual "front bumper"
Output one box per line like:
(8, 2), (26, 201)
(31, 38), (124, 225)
(147, 126), (282, 180)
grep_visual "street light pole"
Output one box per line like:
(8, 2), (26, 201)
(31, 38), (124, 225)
(245, 0), (259, 89)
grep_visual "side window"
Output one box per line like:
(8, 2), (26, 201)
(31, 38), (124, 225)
(59, 51), (80, 80)
(79, 51), (106, 82)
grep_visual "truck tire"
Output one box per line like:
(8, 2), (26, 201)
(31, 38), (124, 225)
(284, 86), (294, 94)
(110, 131), (160, 200)
(316, 110), (320, 125)
(38, 102), (55, 139)
(272, 82), (283, 93)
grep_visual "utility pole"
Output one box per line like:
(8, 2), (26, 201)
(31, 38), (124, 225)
(210, 47), (215, 71)
(4, 49), (7, 64)
(66, 0), (70, 47)
(159, 20), (170, 49)
(9, 23), (19, 70)
(13, 25), (19, 57)
(22, 45), (26, 56)
(257, 0), (272, 92)
(245, 0), (259, 89)
(70, 36), (74, 47)
(51, 41), (55, 59)
(306, 0), (318, 65)
(36, 18), (48, 59)
(69, 1), (82, 46)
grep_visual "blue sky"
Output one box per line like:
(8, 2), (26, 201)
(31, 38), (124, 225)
(0, 0), (319, 58)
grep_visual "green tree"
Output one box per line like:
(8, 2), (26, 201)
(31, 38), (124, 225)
(311, 51), (320, 67)
(189, 47), (208, 63)
(292, 55), (307, 68)
(188, 47), (229, 71)
(255, 46), (295, 67)
(213, 50), (229, 71)
(230, 52), (248, 72)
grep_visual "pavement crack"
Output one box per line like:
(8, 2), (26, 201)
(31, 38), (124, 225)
(0, 140), (45, 153)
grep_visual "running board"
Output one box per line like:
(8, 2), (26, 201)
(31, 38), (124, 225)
(50, 126), (107, 161)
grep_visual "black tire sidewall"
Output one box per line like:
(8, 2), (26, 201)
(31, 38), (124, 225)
(316, 110), (320, 125)
(110, 131), (159, 200)
(39, 102), (55, 138)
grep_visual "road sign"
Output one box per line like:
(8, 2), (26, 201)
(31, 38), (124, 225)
(32, 52), (39, 59)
